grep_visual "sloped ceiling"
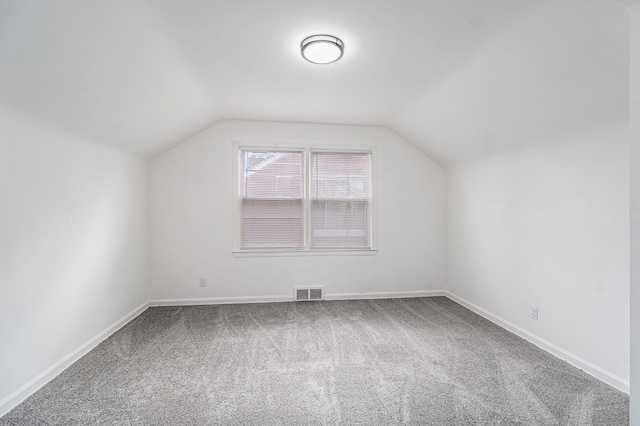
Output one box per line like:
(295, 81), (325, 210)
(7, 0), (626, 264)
(0, 0), (629, 164)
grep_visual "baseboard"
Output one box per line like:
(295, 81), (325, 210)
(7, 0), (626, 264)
(324, 290), (447, 300)
(149, 290), (448, 307)
(444, 291), (630, 394)
(149, 295), (293, 306)
(0, 301), (149, 418)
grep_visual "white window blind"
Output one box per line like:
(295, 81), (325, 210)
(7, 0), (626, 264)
(311, 152), (371, 249)
(240, 150), (303, 248)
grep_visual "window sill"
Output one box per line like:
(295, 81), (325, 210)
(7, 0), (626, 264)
(232, 249), (378, 258)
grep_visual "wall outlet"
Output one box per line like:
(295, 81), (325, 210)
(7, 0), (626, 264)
(199, 277), (207, 287)
(530, 305), (538, 321)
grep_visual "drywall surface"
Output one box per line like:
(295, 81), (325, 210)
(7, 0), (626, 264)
(0, 106), (149, 410)
(630, 0), (640, 420)
(447, 125), (630, 386)
(149, 120), (445, 301)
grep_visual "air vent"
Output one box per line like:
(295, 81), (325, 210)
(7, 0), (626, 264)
(294, 287), (323, 301)
(296, 289), (309, 301)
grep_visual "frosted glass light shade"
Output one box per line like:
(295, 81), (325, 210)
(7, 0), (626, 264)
(301, 35), (344, 64)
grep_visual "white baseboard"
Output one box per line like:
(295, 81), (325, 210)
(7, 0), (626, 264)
(0, 301), (149, 418)
(149, 295), (293, 306)
(324, 290), (447, 300)
(149, 290), (447, 307)
(444, 291), (630, 394)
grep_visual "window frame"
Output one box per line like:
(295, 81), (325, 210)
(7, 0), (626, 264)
(233, 143), (377, 257)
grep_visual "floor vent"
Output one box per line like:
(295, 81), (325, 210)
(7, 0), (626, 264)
(295, 287), (323, 301)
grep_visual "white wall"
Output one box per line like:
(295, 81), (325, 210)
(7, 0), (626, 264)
(0, 106), (149, 414)
(629, 0), (640, 421)
(446, 125), (630, 390)
(149, 120), (445, 302)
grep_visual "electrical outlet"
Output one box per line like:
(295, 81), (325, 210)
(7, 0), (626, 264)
(530, 305), (538, 321)
(199, 277), (207, 287)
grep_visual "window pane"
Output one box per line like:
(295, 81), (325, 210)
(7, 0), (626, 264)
(311, 200), (369, 248)
(243, 151), (302, 199)
(242, 199), (303, 248)
(311, 152), (371, 249)
(311, 152), (370, 200)
(240, 150), (304, 248)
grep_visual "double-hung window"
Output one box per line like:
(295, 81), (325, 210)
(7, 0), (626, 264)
(310, 152), (371, 248)
(237, 147), (373, 252)
(240, 150), (304, 249)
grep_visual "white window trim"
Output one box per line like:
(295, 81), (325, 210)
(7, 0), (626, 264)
(232, 142), (377, 257)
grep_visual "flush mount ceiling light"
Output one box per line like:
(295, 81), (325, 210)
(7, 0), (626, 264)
(300, 34), (344, 64)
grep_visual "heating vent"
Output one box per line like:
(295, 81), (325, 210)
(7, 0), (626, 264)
(295, 287), (323, 301)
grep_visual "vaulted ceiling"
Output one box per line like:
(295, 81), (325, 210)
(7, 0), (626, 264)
(0, 0), (629, 164)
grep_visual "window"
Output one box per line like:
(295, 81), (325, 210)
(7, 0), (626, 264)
(237, 147), (373, 252)
(310, 152), (370, 248)
(240, 151), (304, 248)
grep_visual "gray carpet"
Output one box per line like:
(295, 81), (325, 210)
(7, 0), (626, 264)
(0, 297), (629, 425)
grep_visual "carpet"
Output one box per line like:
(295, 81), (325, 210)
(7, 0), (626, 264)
(0, 297), (629, 425)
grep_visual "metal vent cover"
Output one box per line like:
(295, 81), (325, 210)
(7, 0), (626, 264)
(296, 289), (309, 301)
(309, 288), (323, 300)
(295, 287), (323, 301)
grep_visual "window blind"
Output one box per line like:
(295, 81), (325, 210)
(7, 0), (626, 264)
(310, 152), (371, 248)
(240, 150), (303, 248)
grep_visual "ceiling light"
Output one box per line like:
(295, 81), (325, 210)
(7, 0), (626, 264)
(300, 34), (344, 65)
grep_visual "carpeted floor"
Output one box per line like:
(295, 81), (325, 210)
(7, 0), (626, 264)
(0, 297), (629, 425)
